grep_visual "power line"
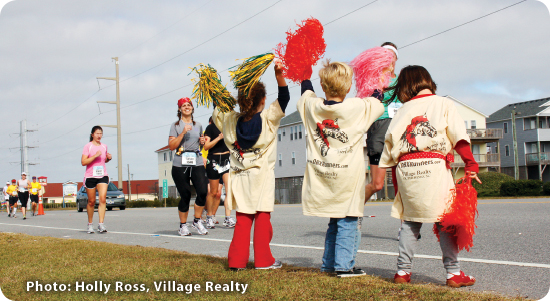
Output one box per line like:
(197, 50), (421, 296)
(400, 0), (527, 49)
(323, 0), (378, 26)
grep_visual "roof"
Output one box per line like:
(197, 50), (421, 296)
(42, 180), (159, 197)
(155, 145), (170, 152)
(487, 97), (550, 123)
(445, 95), (488, 118)
(280, 111), (303, 126)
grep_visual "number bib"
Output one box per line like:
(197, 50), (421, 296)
(182, 153), (196, 166)
(32, 188), (37, 194)
(12, 191), (17, 196)
(213, 161), (230, 174)
(93, 166), (105, 177)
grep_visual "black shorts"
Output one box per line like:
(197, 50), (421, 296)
(369, 154), (381, 165)
(18, 191), (29, 207)
(366, 118), (392, 161)
(206, 153), (230, 180)
(85, 176), (109, 189)
(9, 196), (18, 206)
(30, 194), (39, 203)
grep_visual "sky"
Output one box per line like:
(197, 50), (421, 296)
(0, 0), (549, 183)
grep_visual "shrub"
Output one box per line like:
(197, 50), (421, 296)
(126, 197), (180, 208)
(500, 180), (542, 196)
(471, 172), (513, 197)
(543, 182), (550, 196)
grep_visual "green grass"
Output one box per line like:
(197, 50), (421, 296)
(0, 233), (527, 301)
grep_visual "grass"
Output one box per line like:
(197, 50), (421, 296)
(0, 233), (526, 301)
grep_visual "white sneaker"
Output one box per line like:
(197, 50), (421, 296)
(256, 260), (282, 270)
(87, 224), (94, 234)
(98, 223), (107, 233)
(205, 217), (215, 229)
(201, 209), (207, 222)
(192, 219), (208, 235)
(178, 223), (191, 236)
(223, 217), (236, 228)
(213, 216), (219, 224)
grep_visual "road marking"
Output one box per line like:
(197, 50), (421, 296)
(479, 201), (550, 205)
(1, 222), (549, 269)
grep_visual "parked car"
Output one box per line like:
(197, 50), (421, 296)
(76, 182), (126, 212)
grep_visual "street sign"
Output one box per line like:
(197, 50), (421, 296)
(162, 179), (168, 198)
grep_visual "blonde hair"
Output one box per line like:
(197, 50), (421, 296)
(319, 60), (353, 98)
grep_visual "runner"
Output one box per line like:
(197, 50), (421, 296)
(379, 65), (479, 287)
(29, 176), (42, 216)
(7, 179), (18, 218)
(81, 125), (112, 234)
(213, 61), (288, 270)
(298, 60), (384, 277)
(203, 116), (235, 229)
(168, 97), (208, 236)
(17, 172), (31, 220)
(3, 181), (9, 215)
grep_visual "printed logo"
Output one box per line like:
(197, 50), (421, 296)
(314, 119), (348, 157)
(231, 141), (260, 163)
(400, 115), (437, 152)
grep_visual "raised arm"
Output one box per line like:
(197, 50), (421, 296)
(274, 61), (290, 113)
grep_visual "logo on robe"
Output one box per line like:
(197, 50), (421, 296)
(314, 119), (349, 157)
(400, 115), (437, 152)
(231, 141), (260, 163)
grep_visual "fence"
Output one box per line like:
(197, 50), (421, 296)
(275, 177), (303, 204)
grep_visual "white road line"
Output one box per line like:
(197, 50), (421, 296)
(1, 222), (549, 269)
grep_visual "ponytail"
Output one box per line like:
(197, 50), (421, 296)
(238, 82), (266, 121)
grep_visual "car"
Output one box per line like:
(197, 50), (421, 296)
(76, 182), (126, 212)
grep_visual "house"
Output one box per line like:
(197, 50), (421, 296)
(42, 180), (159, 203)
(486, 97), (550, 181)
(447, 96), (502, 179)
(156, 145), (204, 198)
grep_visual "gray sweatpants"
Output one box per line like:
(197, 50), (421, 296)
(397, 221), (460, 274)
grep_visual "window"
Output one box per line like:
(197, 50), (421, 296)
(524, 118), (537, 130)
(495, 145), (499, 154)
(169, 151), (173, 161)
(282, 129), (285, 136)
(542, 144), (546, 152)
(164, 170), (167, 176)
(470, 120), (476, 129)
(505, 145), (510, 156)
(292, 152), (296, 165)
(294, 126), (298, 140)
(299, 125), (303, 139)
(278, 154), (282, 166)
(278, 129), (281, 141)
(503, 122), (508, 134)
(164, 152), (167, 161)
(472, 144), (480, 154)
(290, 127), (294, 140)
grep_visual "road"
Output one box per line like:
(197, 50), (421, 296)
(1, 198), (549, 299)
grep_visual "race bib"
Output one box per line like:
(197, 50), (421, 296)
(93, 166), (105, 177)
(182, 153), (196, 166)
(12, 191), (17, 196)
(32, 188), (37, 193)
(214, 162), (230, 174)
(387, 102), (403, 119)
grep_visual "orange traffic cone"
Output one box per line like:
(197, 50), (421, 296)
(37, 196), (45, 216)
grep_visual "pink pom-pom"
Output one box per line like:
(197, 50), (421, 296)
(350, 47), (395, 98)
(275, 17), (326, 83)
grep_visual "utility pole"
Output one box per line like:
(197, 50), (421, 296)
(511, 109), (519, 180)
(17, 120), (38, 175)
(97, 57), (123, 189)
(127, 164), (131, 202)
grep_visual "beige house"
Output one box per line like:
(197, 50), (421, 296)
(156, 145), (175, 190)
(446, 96), (502, 179)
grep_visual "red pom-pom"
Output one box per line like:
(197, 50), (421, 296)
(433, 176), (479, 252)
(275, 17), (326, 83)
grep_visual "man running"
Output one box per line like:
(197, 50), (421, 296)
(30, 176), (42, 216)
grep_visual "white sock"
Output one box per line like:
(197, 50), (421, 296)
(447, 271), (461, 279)
(397, 270), (410, 276)
(13, 208), (17, 214)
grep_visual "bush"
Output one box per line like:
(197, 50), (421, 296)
(472, 172), (514, 197)
(500, 180), (542, 196)
(543, 182), (550, 196)
(126, 197), (180, 208)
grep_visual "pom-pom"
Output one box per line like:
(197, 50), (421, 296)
(190, 64), (235, 113)
(350, 47), (396, 98)
(433, 176), (479, 252)
(275, 17), (326, 83)
(229, 53), (274, 98)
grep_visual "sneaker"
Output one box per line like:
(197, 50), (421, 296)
(394, 271), (411, 283)
(87, 224), (94, 234)
(446, 271), (476, 288)
(336, 267), (366, 278)
(13, 214), (16, 218)
(178, 224), (191, 236)
(23, 216), (26, 220)
(201, 209), (207, 222)
(7, 213), (10, 217)
(256, 260), (282, 270)
(213, 216), (219, 224)
(98, 223), (107, 233)
(205, 217), (215, 229)
(223, 217), (236, 228)
(192, 219), (208, 235)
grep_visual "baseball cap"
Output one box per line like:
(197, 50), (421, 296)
(11, 179), (16, 183)
(5, 181), (9, 185)
(32, 176), (37, 179)
(21, 172), (27, 175)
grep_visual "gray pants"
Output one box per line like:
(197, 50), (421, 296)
(397, 221), (460, 274)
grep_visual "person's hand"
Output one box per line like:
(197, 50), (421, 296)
(106, 153), (112, 161)
(183, 124), (192, 134)
(199, 135), (205, 146)
(217, 133), (224, 141)
(94, 150), (102, 158)
(274, 60), (284, 76)
(467, 171), (482, 184)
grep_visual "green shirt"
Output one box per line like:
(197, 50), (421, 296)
(377, 77), (401, 121)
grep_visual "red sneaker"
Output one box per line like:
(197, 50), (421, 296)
(446, 271), (476, 288)
(394, 271), (411, 284)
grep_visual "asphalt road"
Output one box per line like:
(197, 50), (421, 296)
(1, 198), (549, 300)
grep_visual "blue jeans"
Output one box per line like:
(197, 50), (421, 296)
(321, 217), (362, 272)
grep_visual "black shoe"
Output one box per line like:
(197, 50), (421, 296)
(336, 268), (366, 278)
(8, 213), (10, 217)
(230, 267), (245, 272)
(23, 216), (26, 220)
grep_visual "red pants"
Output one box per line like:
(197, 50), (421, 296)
(228, 211), (275, 268)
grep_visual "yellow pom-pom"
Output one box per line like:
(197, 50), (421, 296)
(229, 53), (274, 98)
(190, 64), (236, 113)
